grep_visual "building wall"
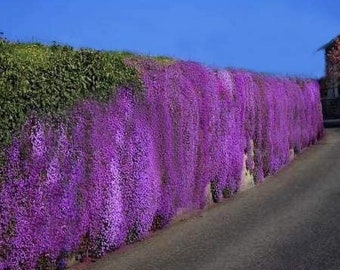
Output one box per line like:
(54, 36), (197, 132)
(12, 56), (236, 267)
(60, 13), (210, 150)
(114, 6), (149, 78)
(321, 38), (340, 120)
(325, 38), (340, 90)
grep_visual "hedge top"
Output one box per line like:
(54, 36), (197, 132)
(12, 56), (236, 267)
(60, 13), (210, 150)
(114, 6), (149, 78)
(0, 39), (145, 154)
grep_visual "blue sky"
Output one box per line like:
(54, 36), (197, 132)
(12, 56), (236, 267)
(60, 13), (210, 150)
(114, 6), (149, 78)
(1, 0), (340, 78)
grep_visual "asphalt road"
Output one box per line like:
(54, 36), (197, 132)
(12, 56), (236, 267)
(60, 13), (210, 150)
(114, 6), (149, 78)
(73, 128), (340, 270)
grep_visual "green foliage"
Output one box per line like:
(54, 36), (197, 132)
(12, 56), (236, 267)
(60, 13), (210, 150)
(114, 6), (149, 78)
(0, 39), (143, 155)
(153, 56), (175, 65)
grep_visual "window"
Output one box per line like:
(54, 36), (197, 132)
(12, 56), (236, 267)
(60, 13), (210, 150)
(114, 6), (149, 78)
(327, 87), (340, 98)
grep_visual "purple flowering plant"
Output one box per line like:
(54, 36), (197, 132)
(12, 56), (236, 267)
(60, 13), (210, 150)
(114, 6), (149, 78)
(0, 59), (323, 269)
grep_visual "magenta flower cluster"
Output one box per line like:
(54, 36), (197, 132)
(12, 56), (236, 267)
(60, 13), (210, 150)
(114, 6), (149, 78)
(0, 60), (323, 269)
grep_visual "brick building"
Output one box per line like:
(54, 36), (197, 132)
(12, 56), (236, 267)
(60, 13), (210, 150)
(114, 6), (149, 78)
(318, 36), (340, 120)
(319, 35), (340, 96)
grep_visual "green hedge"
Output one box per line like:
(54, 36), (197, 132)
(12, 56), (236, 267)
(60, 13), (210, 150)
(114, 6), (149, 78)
(0, 39), (143, 158)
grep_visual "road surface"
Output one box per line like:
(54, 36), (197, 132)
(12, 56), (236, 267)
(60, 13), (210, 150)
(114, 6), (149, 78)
(72, 128), (340, 270)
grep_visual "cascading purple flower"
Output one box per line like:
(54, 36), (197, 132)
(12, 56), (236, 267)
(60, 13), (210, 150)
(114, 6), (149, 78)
(98, 101), (126, 251)
(0, 58), (323, 269)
